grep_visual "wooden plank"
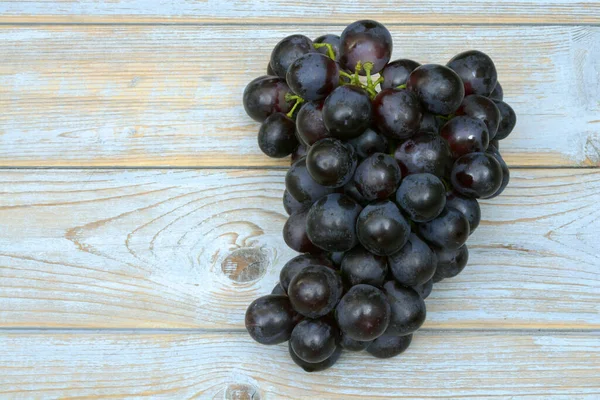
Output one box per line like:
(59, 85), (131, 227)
(0, 1), (599, 24)
(0, 169), (598, 330)
(0, 331), (598, 398)
(0, 25), (598, 168)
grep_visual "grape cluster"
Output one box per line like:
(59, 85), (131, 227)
(243, 20), (516, 372)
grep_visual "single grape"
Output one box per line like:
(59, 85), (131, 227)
(245, 294), (300, 345)
(243, 76), (293, 122)
(279, 254), (333, 292)
(270, 34), (316, 78)
(446, 191), (481, 233)
(440, 115), (490, 158)
(283, 189), (308, 216)
(296, 101), (330, 146)
(447, 50), (498, 96)
(335, 284), (391, 341)
(287, 53), (340, 101)
(291, 144), (308, 164)
(451, 152), (503, 198)
(420, 112), (444, 134)
(306, 138), (357, 187)
(323, 85), (373, 139)
(373, 88), (423, 140)
(433, 244), (469, 280)
(314, 34), (341, 61)
(388, 233), (437, 287)
(485, 150), (510, 198)
(407, 64), (465, 115)
(383, 280), (426, 336)
(339, 20), (393, 74)
(343, 180), (369, 207)
(353, 153), (402, 201)
(418, 207), (470, 250)
(288, 265), (343, 318)
(380, 59), (420, 90)
(493, 100), (517, 140)
(286, 157), (336, 204)
(366, 333), (412, 359)
(357, 200), (411, 256)
(456, 94), (501, 140)
(412, 279), (433, 299)
(340, 334), (372, 351)
(489, 81), (503, 101)
(395, 173), (446, 222)
(290, 318), (339, 363)
(272, 283), (286, 295)
(341, 245), (389, 287)
(306, 193), (363, 252)
(348, 128), (389, 159)
(394, 131), (452, 179)
(258, 113), (298, 158)
(288, 342), (342, 372)
(283, 208), (321, 254)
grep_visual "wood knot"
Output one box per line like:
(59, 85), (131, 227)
(224, 383), (261, 400)
(221, 247), (269, 283)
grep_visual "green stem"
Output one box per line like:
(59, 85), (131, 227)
(313, 43), (336, 61)
(339, 71), (354, 80)
(396, 84), (407, 90)
(373, 77), (384, 88)
(286, 96), (304, 118)
(364, 62), (374, 89)
(437, 113), (454, 121)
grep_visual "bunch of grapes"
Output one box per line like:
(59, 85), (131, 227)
(243, 20), (516, 372)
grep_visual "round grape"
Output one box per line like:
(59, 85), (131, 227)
(288, 265), (343, 318)
(314, 34), (341, 61)
(485, 149), (510, 198)
(296, 101), (330, 146)
(283, 208), (321, 254)
(451, 152), (503, 198)
(290, 318), (339, 363)
(357, 200), (411, 256)
(270, 34), (316, 78)
(335, 284), (391, 341)
(258, 113), (298, 158)
(348, 128), (389, 159)
(286, 157), (336, 204)
(339, 20), (393, 74)
(380, 59), (420, 90)
(366, 333), (412, 359)
(288, 342), (342, 372)
(447, 50), (498, 96)
(287, 53), (340, 101)
(388, 233), (437, 287)
(323, 85), (373, 139)
(493, 100), (517, 140)
(418, 207), (470, 250)
(354, 153), (402, 201)
(243, 76), (292, 122)
(433, 244), (469, 280)
(456, 94), (501, 140)
(446, 191), (481, 233)
(383, 281), (426, 336)
(407, 64), (465, 115)
(395, 173), (446, 222)
(279, 254), (333, 292)
(341, 246), (388, 287)
(373, 88), (423, 140)
(440, 115), (490, 159)
(306, 138), (357, 187)
(394, 131), (452, 179)
(245, 294), (299, 345)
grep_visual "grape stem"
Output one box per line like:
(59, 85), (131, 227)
(396, 84), (407, 90)
(437, 113), (454, 121)
(285, 94), (305, 118)
(313, 43), (336, 61)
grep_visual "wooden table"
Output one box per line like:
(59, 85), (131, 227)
(0, 2), (599, 398)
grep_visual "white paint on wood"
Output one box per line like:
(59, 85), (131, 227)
(0, 169), (598, 329)
(0, 25), (598, 167)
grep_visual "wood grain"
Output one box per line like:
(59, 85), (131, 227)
(0, 331), (598, 399)
(0, 1), (599, 24)
(0, 25), (598, 167)
(0, 168), (598, 329)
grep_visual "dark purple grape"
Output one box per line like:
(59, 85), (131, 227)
(348, 128), (389, 159)
(446, 191), (481, 233)
(286, 53), (340, 101)
(420, 112), (444, 133)
(341, 246), (388, 287)
(383, 281), (426, 336)
(314, 34), (341, 61)
(283, 189), (308, 216)
(288, 265), (343, 318)
(243, 76), (293, 122)
(283, 208), (321, 254)
(373, 89), (423, 140)
(418, 207), (470, 250)
(433, 244), (469, 280)
(258, 113), (298, 158)
(394, 131), (452, 179)
(328, 251), (345, 268)
(412, 279), (433, 299)
(489, 81), (503, 101)
(395, 173), (446, 222)
(323, 85), (373, 139)
(340, 334), (372, 351)
(485, 150), (510, 198)
(343, 180), (369, 207)
(306, 138), (357, 187)
(286, 157), (336, 204)
(289, 342), (342, 372)
(381, 59), (420, 90)
(354, 153), (402, 201)
(456, 94), (501, 140)
(407, 64), (465, 115)
(366, 333), (412, 359)
(357, 201), (410, 256)
(339, 20), (392, 75)
(291, 144), (308, 164)
(270, 34), (316, 78)
(280, 254), (333, 292)
(245, 295), (300, 345)
(447, 50), (498, 96)
(306, 193), (363, 252)
(290, 318), (339, 363)
(451, 152), (503, 198)
(388, 233), (437, 287)
(493, 100), (516, 140)
(296, 101), (330, 146)
(272, 283), (286, 295)
(440, 116), (490, 158)
(335, 284), (391, 341)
